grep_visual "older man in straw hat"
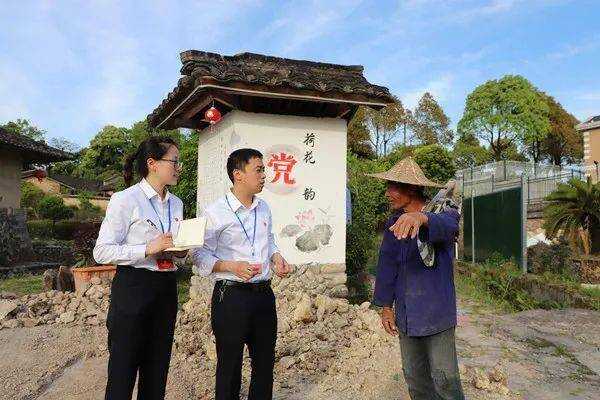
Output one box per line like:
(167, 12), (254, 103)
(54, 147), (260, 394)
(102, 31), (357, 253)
(368, 156), (464, 400)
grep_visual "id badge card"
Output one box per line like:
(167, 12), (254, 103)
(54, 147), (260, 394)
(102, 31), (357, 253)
(157, 258), (174, 270)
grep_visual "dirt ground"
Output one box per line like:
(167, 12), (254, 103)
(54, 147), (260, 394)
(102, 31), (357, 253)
(1, 296), (598, 400)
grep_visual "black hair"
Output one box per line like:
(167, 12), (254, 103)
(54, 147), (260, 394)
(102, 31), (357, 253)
(123, 136), (178, 187)
(226, 148), (263, 183)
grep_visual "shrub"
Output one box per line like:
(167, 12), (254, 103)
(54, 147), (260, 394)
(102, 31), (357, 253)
(74, 191), (103, 221)
(37, 195), (74, 223)
(27, 219), (85, 240)
(27, 220), (54, 239)
(543, 178), (600, 255)
(53, 220), (85, 240)
(346, 152), (389, 282)
(527, 240), (576, 277)
(20, 181), (44, 218)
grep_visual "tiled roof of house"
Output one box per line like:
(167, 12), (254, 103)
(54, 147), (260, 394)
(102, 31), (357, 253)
(576, 115), (600, 132)
(0, 127), (72, 162)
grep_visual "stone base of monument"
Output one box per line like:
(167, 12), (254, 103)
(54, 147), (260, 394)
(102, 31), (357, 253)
(190, 263), (347, 299)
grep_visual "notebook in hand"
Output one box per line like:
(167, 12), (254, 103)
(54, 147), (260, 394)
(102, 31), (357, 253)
(165, 217), (207, 251)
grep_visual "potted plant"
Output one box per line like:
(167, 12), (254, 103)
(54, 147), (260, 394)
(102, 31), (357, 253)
(72, 222), (116, 291)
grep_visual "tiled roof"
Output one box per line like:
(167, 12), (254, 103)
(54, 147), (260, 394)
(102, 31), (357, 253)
(576, 115), (600, 132)
(0, 128), (73, 162)
(148, 50), (395, 128)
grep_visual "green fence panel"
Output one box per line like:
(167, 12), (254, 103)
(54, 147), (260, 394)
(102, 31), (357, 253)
(463, 187), (524, 268)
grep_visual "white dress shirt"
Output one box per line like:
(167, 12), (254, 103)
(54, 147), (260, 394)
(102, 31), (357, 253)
(93, 178), (184, 272)
(192, 190), (280, 282)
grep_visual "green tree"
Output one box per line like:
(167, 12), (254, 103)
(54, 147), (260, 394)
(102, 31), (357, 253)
(37, 195), (74, 225)
(48, 137), (80, 152)
(76, 121), (182, 186)
(413, 144), (456, 184)
(458, 75), (550, 161)
(1, 119), (46, 141)
(129, 120), (182, 149)
(366, 97), (406, 156)
(452, 133), (492, 169)
(76, 125), (130, 180)
(347, 107), (375, 158)
(47, 138), (81, 175)
(412, 92), (453, 146)
(543, 178), (600, 255)
(171, 131), (199, 218)
(540, 94), (582, 165)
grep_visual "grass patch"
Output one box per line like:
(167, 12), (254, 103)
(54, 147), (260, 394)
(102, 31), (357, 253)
(455, 270), (509, 313)
(455, 256), (600, 312)
(580, 286), (600, 299)
(1, 267), (193, 308)
(0, 274), (44, 296)
(176, 267), (193, 308)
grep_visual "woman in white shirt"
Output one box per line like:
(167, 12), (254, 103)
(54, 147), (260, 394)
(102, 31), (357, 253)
(93, 136), (186, 400)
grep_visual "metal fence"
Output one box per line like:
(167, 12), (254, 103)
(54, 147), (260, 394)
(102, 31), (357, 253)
(458, 161), (585, 203)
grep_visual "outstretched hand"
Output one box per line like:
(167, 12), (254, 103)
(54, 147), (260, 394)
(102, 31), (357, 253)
(389, 212), (428, 240)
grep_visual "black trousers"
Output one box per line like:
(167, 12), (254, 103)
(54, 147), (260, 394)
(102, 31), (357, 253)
(105, 266), (178, 400)
(211, 281), (278, 400)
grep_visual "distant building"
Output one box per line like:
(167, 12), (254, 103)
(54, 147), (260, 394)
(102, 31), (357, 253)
(22, 171), (114, 211)
(0, 127), (72, 211)
(576, 115), (600, 181)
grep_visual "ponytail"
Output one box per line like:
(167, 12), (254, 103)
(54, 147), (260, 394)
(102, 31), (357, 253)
(122, 136), (178, 187)
(123, 151), (138, 187)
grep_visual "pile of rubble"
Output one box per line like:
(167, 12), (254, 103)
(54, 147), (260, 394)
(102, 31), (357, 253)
(0, 276), (110, 329)
(174, 273), (511, 398)
(174, 273), (398, 398)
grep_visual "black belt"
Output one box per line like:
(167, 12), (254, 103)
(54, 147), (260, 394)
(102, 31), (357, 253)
(216, 279), (271, 292)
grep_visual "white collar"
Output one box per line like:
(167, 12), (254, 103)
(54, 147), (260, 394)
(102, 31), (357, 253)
(226, 189), (259, 212)
(140, 178), (170, 202)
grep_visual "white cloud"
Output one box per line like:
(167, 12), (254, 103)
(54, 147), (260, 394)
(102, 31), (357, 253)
(257, 0), (363, 55)
(546, 35), (600, 60)
(400, 74), (455, 109)
(577, 92), (600, 101)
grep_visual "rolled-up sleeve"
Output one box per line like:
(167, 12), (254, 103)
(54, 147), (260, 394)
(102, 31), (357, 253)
(93, 193), (147, 265)
(418, 209), (460, 244)
(372, 230), (399, 307)
(191, 210), (221, 277)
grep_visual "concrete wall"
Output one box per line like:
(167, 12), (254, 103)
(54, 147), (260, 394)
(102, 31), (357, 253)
(195, 110), (348, 294)
(196, 110), (347, 265)
(583, 127), (600, 181)
(0, 148), (23, 210)
(62, 195), (109, 211)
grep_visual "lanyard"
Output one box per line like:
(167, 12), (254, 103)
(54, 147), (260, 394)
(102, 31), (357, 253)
(148, 196), (171, 234)
(226, 195), (257, 257)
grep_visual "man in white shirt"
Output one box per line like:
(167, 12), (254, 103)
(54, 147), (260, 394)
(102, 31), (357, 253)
(193, 148), (291, 400)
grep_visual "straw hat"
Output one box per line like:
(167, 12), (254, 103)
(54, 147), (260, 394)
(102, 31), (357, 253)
(366, 156), (443, 188)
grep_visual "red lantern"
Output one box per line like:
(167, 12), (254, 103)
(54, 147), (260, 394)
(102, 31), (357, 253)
(33, 169), (46, 182)
(204, 106), (222, 125)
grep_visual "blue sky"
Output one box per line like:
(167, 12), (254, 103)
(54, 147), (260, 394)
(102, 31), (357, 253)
(1, 0), (598, 148)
